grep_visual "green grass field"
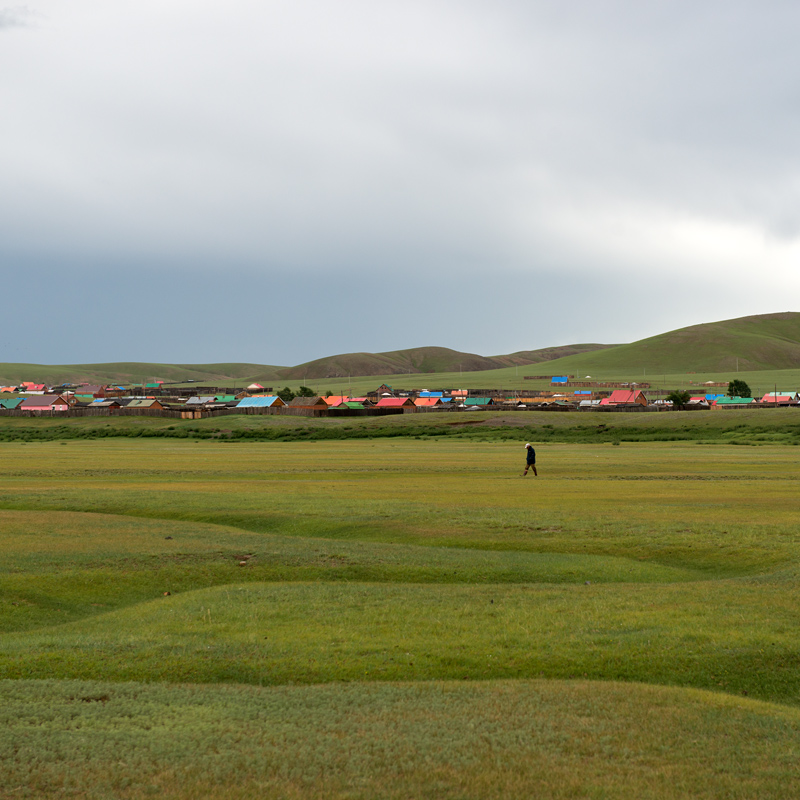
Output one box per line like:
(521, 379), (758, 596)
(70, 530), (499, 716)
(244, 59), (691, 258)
(1, 427), (800, 797)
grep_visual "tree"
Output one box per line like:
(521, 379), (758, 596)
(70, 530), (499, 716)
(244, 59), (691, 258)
(666, 390), (692, 409)
(277, 386), (295, 402)
(727, 379), (751, 398)
(297, 386), (315, 397)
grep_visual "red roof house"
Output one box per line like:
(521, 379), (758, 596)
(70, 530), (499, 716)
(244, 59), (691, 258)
(606, 390), (648, 406)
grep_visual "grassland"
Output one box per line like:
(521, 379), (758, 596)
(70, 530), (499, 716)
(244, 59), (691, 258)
(1, 424), (800, 798)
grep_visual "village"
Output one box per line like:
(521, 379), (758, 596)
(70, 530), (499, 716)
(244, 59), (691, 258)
(1, 375), (798, 418)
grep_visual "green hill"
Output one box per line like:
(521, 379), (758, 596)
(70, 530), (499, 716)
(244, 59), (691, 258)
(2, 312), (798, 387)
(0, 362), (285, 387)
(278, 343), (611, 380)
(513, 312), (800, 377)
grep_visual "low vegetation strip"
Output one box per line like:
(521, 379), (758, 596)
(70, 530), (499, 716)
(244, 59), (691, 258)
(1, 407), (800, 443)
(2, 678), (799, 800)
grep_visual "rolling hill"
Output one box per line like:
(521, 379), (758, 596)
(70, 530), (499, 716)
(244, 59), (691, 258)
(515, 312), (800, 377)
(2, 312), (799, 387)
(0, 362), (286, 387)
(276, 343), (612, 380)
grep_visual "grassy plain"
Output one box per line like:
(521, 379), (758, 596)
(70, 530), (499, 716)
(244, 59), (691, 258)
(1, 427), (800, 797)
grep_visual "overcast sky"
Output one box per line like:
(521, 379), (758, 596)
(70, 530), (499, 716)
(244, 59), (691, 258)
(2, 1), (799, 366)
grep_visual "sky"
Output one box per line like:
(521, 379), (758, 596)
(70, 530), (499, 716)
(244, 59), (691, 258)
(2, 1), (799, 367)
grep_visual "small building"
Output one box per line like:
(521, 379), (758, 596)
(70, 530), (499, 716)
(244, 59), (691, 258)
(90, 399), (123, 411)
(236, 395), (285, 408)
(185, 396), (216, 406)
(288, 396), (329, 409)
(375, 397), (415, 409)
(0, 397), (24, 410)
(712, 396), (755, 408)
(330, 401), (368, 411)
(322, 395), (351, 406)
(19, 394), (70, 412)
(760, 392), (800, 405)
(605, 389), (648, 406)
(125, 399), (165, 410)
(463, 397), (493, 407)
(414, 397), (443, 407)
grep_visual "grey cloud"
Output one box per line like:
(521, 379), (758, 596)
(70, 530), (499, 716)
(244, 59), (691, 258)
(0, 5), (31, 28)
(1, 1), (798, 363)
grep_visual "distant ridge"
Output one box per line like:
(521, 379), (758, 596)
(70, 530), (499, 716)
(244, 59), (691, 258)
(1, 313), (798, 385)
(277, 344), (612, 380)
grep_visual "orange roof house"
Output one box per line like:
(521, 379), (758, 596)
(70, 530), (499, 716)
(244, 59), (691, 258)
(414, 397), (442, 407)
(375, 397), (415, 408)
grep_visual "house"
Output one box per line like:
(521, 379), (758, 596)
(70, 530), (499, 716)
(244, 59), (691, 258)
(712, 396), (754, 407)
(287, 396), (329, 409)
(463, 397), (493, 407)
(19, 394), (70, 412)
(330, 401), (368, 411)
(605, 390), (648, 406)
(236, 396), (285, 408)
(124, 399), (165, 410)
(375, 397), (415, 409)
(0, 397), (24, 410)
(322, 395), (351, 406)
(760, 392), (800, 405)
(551, 376), (569, 385)
(414, 397), (443, 407)
(74, 384), (108, 398)
(185, 396), (217, 406)
(20, 382), (46, 393)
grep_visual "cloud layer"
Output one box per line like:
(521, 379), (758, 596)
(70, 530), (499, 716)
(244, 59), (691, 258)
(2, 1), (798, 364)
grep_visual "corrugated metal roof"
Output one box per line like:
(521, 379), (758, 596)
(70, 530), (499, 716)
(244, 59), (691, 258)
(237, 396), (282, 407)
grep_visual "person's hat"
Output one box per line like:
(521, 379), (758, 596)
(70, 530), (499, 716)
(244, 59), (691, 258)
(525, 442), (531, 448)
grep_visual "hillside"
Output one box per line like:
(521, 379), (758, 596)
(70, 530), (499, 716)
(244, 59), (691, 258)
(0, 362), (285, 386)
(516, 312), (800, 377)
(2, 313), (799, 386)
(278, 343), (612, 380)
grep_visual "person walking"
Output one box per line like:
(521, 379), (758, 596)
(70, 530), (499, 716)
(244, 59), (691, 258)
(523, 443), (537, 477)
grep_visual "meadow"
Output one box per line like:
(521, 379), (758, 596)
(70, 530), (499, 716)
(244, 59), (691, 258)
(1, 423), (800, 798)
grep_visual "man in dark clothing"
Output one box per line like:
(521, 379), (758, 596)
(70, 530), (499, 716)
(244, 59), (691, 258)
(523, 443), (537, 477)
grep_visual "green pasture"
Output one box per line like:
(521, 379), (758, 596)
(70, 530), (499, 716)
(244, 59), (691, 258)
(1, 436), (800, 797)
(2, 679), (799, 800)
